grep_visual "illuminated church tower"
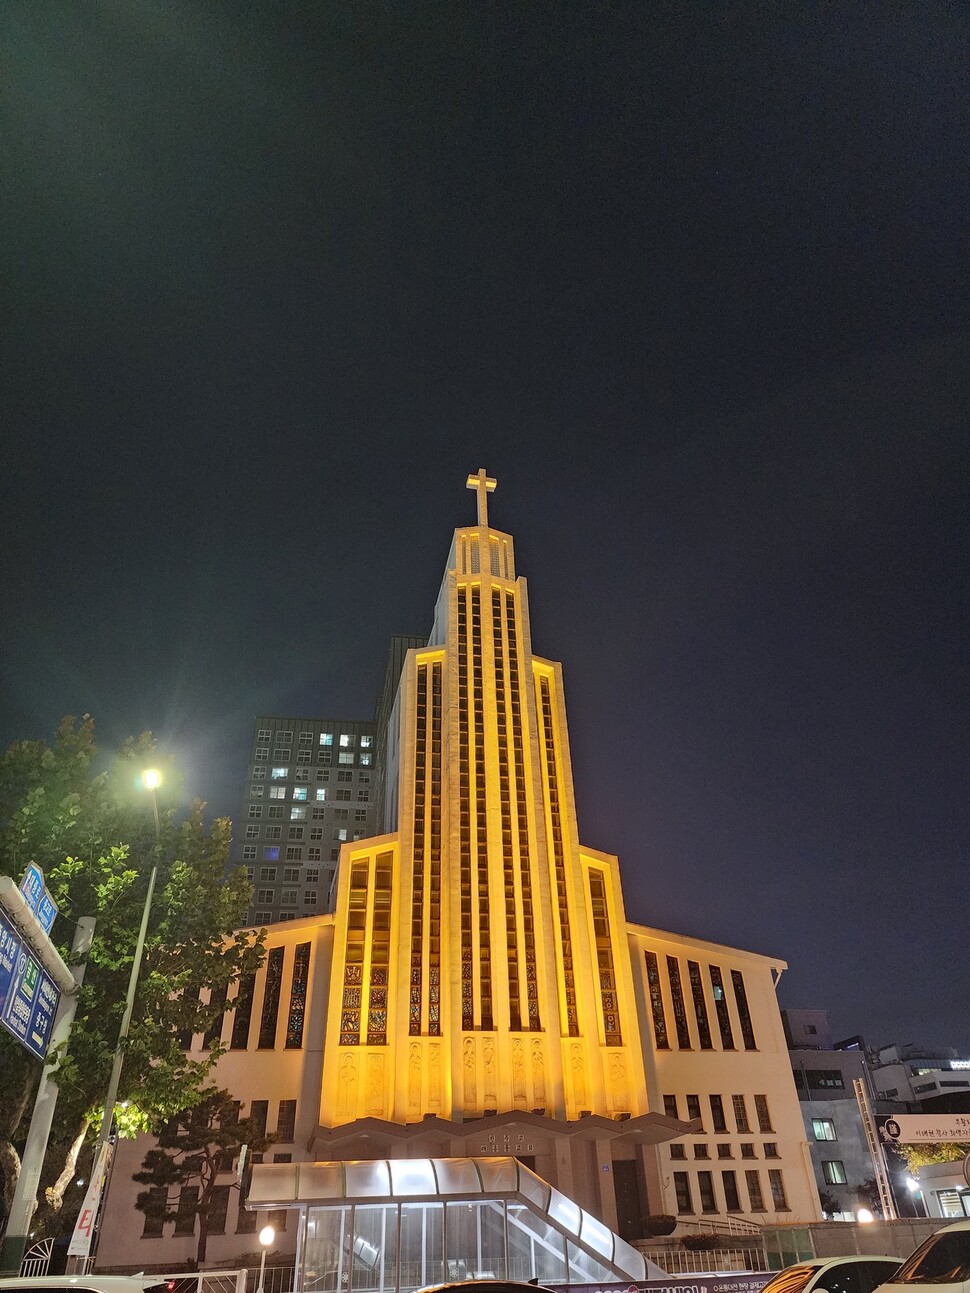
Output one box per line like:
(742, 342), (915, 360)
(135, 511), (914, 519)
(320, 472), (645, 1124)
(97, 474), (822, 1274)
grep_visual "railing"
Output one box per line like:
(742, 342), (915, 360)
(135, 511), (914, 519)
(645, 1248), (770, 1274)
(21, 1239), (54, 1277)
(155, 1271), (248, 1293)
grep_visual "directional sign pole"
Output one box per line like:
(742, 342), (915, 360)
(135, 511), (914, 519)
(0, 915), (95, 1276)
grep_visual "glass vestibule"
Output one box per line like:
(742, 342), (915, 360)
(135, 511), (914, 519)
(302, 1197), (619, 1293)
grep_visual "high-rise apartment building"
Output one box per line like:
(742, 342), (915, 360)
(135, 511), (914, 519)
(235, 716), (379, 924)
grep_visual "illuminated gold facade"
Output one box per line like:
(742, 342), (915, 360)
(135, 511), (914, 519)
(97, 474), (823, 1272)
(320, 477), (646, 1125)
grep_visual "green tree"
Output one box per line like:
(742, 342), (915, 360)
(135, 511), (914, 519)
(898, 1142), (970, 1171)
(0, 717), (264, 1236)
(134, 1088), (273, 1268)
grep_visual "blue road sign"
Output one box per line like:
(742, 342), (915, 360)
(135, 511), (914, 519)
(0, 909), (60, 1060)
(19, 864), (58, 934)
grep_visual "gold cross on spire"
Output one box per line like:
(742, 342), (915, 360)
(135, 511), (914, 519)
(465, 468), (497, 528)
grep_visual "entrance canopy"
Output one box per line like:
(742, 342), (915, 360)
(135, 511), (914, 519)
(248, 1156), (647, 1284)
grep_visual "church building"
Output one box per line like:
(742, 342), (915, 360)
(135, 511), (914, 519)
(98, 473), (821, 1283)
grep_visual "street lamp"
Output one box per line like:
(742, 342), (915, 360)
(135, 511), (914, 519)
(94, 767), (164, 1149)
(257, 1225), (275, 1293)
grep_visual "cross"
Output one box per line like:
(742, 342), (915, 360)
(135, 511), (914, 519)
(465, 468), (497, 528)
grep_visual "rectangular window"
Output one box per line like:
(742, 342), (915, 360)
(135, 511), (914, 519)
(333, 808), (349, 820)
(807, 1069), (845, 1089)
(698, 1170), (717, 1212)
(686, 1094), (702, 1126)
(764, 1143), (779, 1158)
(755, 1094), (773, 1133)
(294, 768), (309, 782)
(259, 867), (276, 881)
(141, 1187), (167, 1236)
(265, 826), (282, 839)
(721, 1170), (741, 1211)
(271, 766), (288, 780)
(306, 869), (320, 882)
(717, 1144), (733, 1159)
(243, 845), (256, 860)
(308, 848), (321, 862)
(283, 867), (299, 882)
(249, 1099), (268, 1135)
(812, 1118), (837, 1141)
(670, 1144), (686, 1160)
(741, 1143), (756, 1158)
(292, 786), (308, 801)
(310, 827), (323, 839)
(694, 1144), (709, 1159)
(296, 750), (311, 765)
(315, 787), (327, 801)
(710, 1094), (727, 1133)
(358, 789), (370, 801)
(731, 969), (757, 1049)
(667, 956), (691, 1048)
(360, 735), (372, 748)
(334, 827), (348, 841)
(276, 1097), (297, 1140)
(360, 752), (372, 765)
(320, 732), (333, 746)
(312, 806), (326, 819)
(822, 1160), (847, 1184)
(338, 751), (354, 764)
(339, 733), (354, 747)
(208, 1184), (231, 1234)
(709, 965), (735, 1048)
(745, 1170), (765, 1210)
(250, 784), (264, 798)
(285, 847), (302, 861)
(230, 976), (255, 1049)
(257, 728), (271, 741)
(268, 806), (284, 819)
(174, 1185), (198, 1235)
(664, 1094), (679, 1118)
(298, 731), (314, 746)
(645, 951), (669, 1049)
(733, 1095), (751, 1133)
(281, 890), (298, 906)
(252, 765), (266, 778)
(272, 747), (290, 761)
(303, 890), (318, 905)
(256, 889), (274, 903)
(263, 846), (279, 861)
(285, 943), (311, 1049)
(257, 947), (284, 1048)
(687, 960), (713, 1049)
(355, 810), (368, 822)
(337, 770), (353, 782)
(276, 731), (292, 743)
(245, 824), (259, 839)
(768, 1169), (789, 1210)
(254, 747), (269, 761)
(270, 786), (287, 800)
(673, 1171), (693, 1214)
(248, 805), (262, 819)
(290, 805), (306, 821)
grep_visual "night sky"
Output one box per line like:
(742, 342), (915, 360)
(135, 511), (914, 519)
(3, 4), (968, 1053)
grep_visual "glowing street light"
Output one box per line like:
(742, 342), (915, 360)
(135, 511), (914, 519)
(857, 1207), (875, 1223)
(257, 1225), (275, 1293)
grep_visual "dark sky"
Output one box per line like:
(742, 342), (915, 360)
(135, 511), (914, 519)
(3, 3), (968, 1053)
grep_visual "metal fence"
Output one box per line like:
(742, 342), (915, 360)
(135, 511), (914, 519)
(646, 1248), (770, 1274)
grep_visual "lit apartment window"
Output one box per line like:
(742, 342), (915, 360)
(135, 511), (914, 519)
(360, 735), (372, 748)
(263, 846), (280, 861)
(339, 734), (354, 747)
(293, 787), (308, 801)
(290, 806), (306, 821)
(822, 1160), (847, 1184)
(315, 788), (327, 801)
(338, 752), (354, 765)
(270, 786), (287, 800)
(319, 732), (333, 746)
(360, 753), (372, 765)
(334, 828), (348, 841)
(271, 767), (288, 780)
(812, 1118), (837, 1141)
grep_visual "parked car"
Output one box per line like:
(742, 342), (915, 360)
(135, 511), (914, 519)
(758, 1255), (901, 1293)
(872, 1219), (970, 1293)
(0, 1278), (177, 1293)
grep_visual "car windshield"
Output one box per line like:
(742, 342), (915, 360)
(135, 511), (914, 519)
(759, 1265), (823, 1293)
(894, 1233), (970, 1285)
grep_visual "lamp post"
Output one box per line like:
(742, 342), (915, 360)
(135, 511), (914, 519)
(93, 767), (163, 1152)
(67, 769), (164, 1272)
(257, 1225), (275, 1293)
